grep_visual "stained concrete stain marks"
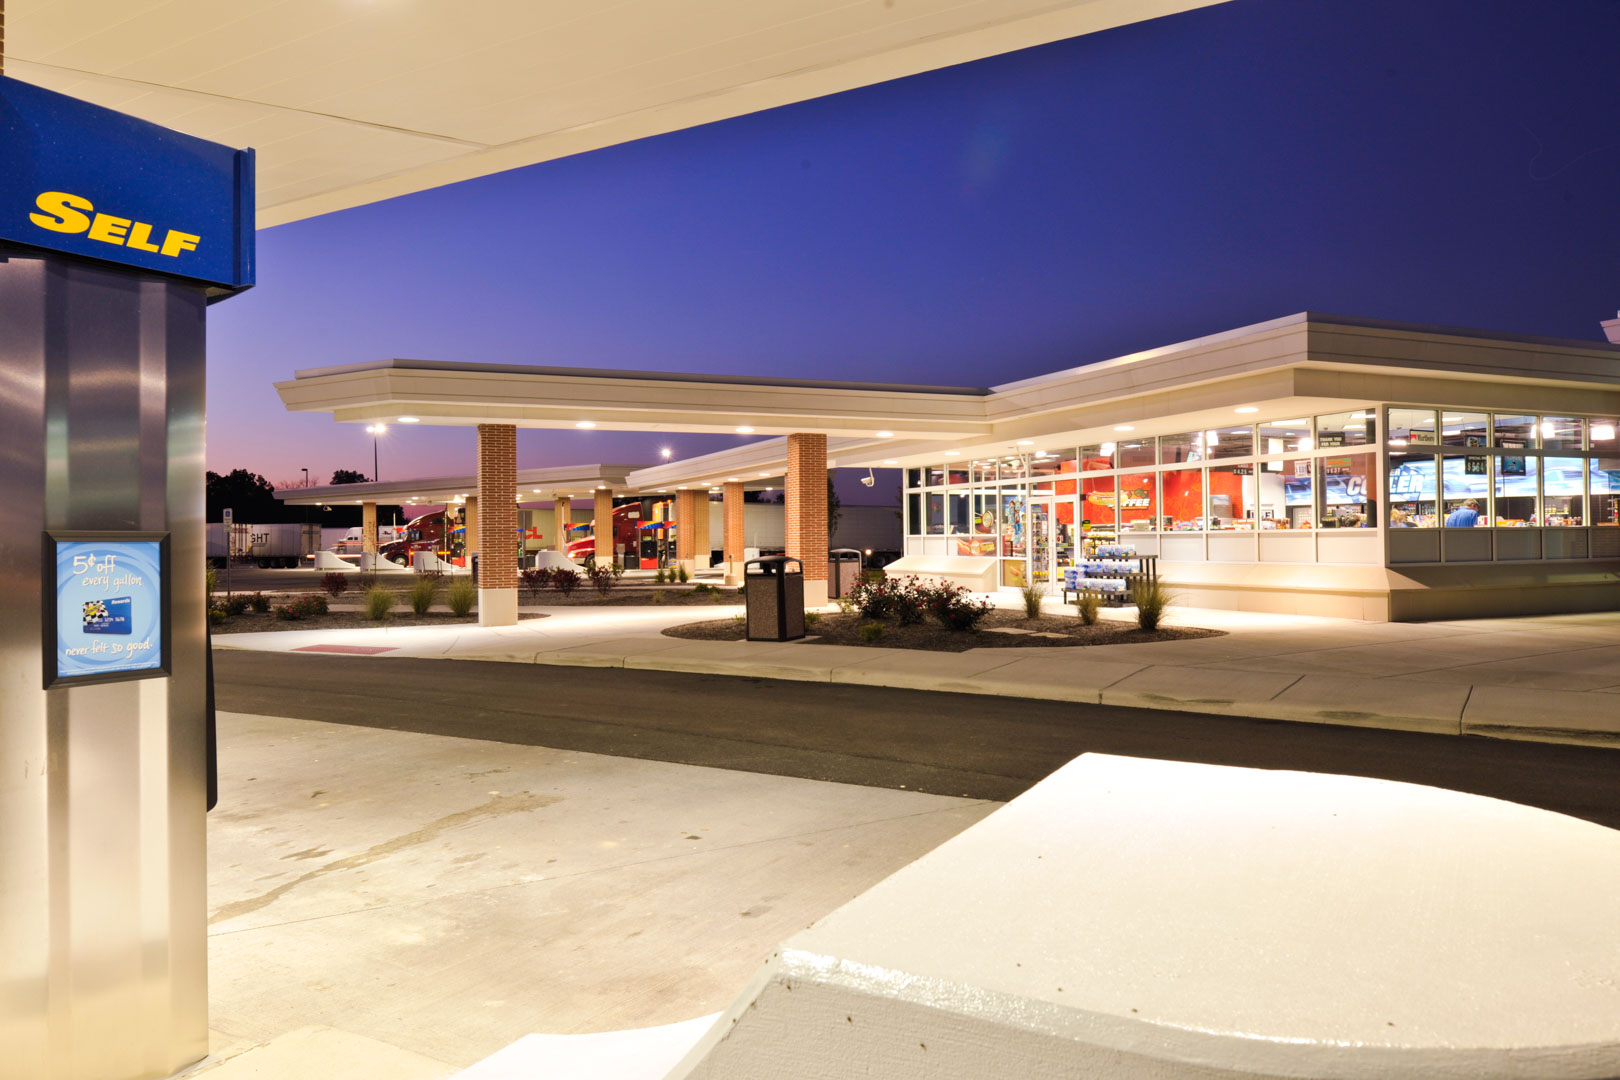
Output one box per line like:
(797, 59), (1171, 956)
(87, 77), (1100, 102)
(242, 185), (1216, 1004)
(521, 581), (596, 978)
(281, 847), (333, 862)
(209, 790), (561, 927)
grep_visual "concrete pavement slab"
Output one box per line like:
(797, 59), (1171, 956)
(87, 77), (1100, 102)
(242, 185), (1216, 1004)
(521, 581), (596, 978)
(831, 649), (1026, 693)
(1258, 674), (1468, 734)
(192, 1026), (455, 1080)
(530, 636), (696, 668)
(1101, 665), (1302, 715)
(626, 640), (867, 682)
(1462, 686), (1620, 746)
(1385, 643), (1620, 692)
(940, 654), (1149, 703)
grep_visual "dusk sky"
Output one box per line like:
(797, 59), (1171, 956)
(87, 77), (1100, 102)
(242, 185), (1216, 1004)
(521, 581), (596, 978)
(206, 0), (1620, 499)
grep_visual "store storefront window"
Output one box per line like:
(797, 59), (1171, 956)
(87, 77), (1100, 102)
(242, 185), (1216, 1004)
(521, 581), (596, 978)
(925, 465), (947, 487)
(1259, 419), (1311, 455)
(1591, 420), (1620, 455)
(946, 464), (970, 486)
(1207, 464), (1255, 528)
(906, 468), (924, 489)
(1592, 458), (1620, 527)
(1543, 458), (1585, 525)
(947, 492), (970, 534)
(971, 459), (997, 484)
(1441, 412), (1489, 448)
(1387, 408), (1438, 448)
(1080, 470), (1118, 535)
(1387, 452), (1436, 526)
(1163, 467), (1204, 530)
(1317, 409), (1374, 448)
(1117, 438), (1155, 468)
(1207, 426), (1254, 460)
(1259, 459), (1314, 528)
(1441, 455), (1490, 525)
(1080, 443), (1114, 470)
(1539, 417), (1583, 452)
(1118, 472), (1157, 533)
(1160, 431), (1203, 464)
(907, 492), (921, 535)
(956, 493), (998, 556)
(1000, 492), (1027, 559)
(1494, 454), (1537, 524)
(1031, 447), (1078, 493)
(1493, 415), (1535, 449)
(926, 492), (945, 534)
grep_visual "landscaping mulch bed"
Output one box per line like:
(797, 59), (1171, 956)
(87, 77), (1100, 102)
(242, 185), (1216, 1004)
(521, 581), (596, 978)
(213, 611), (549, 634)
(662, 610), (1222, 652)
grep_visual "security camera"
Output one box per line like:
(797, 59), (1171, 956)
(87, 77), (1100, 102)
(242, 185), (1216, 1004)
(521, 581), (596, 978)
(860, 468), (875, 488)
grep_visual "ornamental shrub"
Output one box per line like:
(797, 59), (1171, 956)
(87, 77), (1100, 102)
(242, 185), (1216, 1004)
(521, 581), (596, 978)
(1074, 590), (1101, 626)
(551, 568), (581, 597)
(321, 572), (349, 599)
(926, 580), (992, 632)
(858, 622), (885, 643)
(588, 564), (615, 597)
(447, 578), (478, 617)
(221, 595), (249, 616)
(676, 564), (690, 583)
(247, 591), (271, 613)
(363, 584), (396, 621)
(520, 567), (552, 602)
(273, 595), (328, 621)
(409, 575), (439, 615)
(1020, 583), (1044, 619)
(1132, 579), (1174, 632)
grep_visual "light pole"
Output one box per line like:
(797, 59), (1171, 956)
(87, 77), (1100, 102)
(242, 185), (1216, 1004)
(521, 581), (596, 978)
(365, 423), (387, 481)
(301, 467), (309, 487)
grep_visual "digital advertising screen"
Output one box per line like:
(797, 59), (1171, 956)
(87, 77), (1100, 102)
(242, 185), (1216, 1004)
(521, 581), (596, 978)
(45, 532), (170, 687)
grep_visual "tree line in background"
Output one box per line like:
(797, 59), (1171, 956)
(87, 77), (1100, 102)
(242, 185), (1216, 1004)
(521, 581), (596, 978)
(205, 468), (397, 526)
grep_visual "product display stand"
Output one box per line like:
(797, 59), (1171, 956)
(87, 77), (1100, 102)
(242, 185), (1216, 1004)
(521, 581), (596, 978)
(1062, 539), (1157, 606)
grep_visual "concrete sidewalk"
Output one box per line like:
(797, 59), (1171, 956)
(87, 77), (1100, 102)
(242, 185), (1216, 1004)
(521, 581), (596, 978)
(212, 601), (1620, 749)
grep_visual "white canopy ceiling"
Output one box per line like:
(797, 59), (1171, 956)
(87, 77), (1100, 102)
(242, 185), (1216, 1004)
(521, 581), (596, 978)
(7, 0), (1225, 226)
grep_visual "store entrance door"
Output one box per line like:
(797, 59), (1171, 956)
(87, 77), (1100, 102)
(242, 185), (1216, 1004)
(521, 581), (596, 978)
(1030, 498), (1053, 586)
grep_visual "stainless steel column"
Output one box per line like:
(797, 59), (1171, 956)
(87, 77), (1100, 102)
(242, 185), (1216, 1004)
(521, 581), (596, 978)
(0, 250), (209, 1079)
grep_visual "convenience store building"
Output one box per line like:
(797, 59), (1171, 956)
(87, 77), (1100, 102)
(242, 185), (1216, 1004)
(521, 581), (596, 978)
(278, 312), (1620, 623)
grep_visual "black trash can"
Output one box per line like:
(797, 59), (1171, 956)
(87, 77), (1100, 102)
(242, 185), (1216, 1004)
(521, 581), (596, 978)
(744, 556), (805, 641)
(470, 553), (479, 584)
(828, 548), (863, 599)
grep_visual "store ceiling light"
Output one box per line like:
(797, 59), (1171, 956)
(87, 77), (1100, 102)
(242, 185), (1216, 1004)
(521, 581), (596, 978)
(575, 421), (596, 429)
(882, 459), (898, 465)
(1540, 420), (1557, 437)
(1593, 424), (1617, 441)
(758, 471), (771, 476)
(945, 450), (961, 456)
(1235, 406), (1259, 414)
(1016, 439), (1035, 446)
(1113, 425), (1135, 432)
(876, 430), (894, 438)
(735, 425), (755, 434)
(726, 477), (740, 482)
(397, 415), (420, 423)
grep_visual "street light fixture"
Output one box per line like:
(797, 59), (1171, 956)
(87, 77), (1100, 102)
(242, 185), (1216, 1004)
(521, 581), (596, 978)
(365, 423), (387, 481)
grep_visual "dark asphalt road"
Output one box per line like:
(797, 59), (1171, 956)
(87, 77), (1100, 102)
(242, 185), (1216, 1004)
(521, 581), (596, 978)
(214, 650), (1620, 826)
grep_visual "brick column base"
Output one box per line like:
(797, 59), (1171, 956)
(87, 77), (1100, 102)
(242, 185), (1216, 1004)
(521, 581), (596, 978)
(476, 425), (518, 626)
(786, 433), (829, 608)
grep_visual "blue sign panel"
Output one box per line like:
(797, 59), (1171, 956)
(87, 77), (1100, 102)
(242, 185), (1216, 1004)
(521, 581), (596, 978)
(0, 76), (253, 291)
(47, 534), (170, 686)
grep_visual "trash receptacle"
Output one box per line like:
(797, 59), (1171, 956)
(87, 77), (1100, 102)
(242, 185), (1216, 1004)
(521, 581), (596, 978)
(828, 548), (863, 600)
(744, 556), (805, 641)
(470, 553), (479, 584)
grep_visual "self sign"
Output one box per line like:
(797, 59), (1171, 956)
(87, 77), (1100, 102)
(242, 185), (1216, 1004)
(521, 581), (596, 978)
(29, 190), (201, 259)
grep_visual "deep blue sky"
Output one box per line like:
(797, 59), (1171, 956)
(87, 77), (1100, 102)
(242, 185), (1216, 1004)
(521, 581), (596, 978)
(207, 0), (1620, 496)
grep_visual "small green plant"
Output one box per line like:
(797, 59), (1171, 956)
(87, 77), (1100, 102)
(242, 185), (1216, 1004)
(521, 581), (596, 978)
(221, 595), (249, 616)
(835, 595), (856, 615)
(691, 582), (713, 595)
(205, 566), (217, 602)
(247, 592), (270, 613)
(1074, 589), (1101, 626)
(447, 578), (478, 616)
(676, 564), (690, 583)
(804, 610), (822, 627)
(208, 608), (227, 627)
(859, 622), (885, 643)
(654, 567), (666, 584)
(363, 584), (396, 621)
(1020, 583), (1044, 619)
(273, 595), (328, 621)
(321, 572), (350, 599)
(1132, 578), (1174, 632)
(409, 575), (439, 615)
(651, 589), (667, 605)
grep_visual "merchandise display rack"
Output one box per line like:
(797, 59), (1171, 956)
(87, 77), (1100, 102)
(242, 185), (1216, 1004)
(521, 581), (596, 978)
(1062, 539), (1158, 606)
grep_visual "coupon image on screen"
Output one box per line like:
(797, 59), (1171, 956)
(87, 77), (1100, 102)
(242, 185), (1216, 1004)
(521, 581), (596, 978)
(49, 535), (168, 684)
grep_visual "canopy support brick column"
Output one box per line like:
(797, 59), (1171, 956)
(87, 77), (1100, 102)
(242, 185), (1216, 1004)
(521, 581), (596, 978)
(553, 495), (572, 553)
(594, 488), (614, 566)
(362, 501), (377, 553)
(476, 425), (517, 626)
(786, 433), (828, 608)
(694, 492), (711, 571)
(723, 482), (745, 583)
(675, 489), (698, 573)
(464, 495), (479, 556)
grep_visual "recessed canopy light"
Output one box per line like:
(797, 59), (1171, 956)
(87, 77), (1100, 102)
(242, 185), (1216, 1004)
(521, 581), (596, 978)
(726, 477), (740, 482)
(397, 416), (420, 424)
(764, 486), (774, 492)
(735, 426), (755, 434)
(945, 450), (962, 457)
(882, 459), (898, 465)
(1113, 425), (1135, 432)
(1016, 440), (1035, 446)
(876, 431), (894, 438)
(1235, 407), (1259, 414)
(531, 488), (541, 493)
(575, 421), (596, 429)
(660, 447), (672, 459)
(758, 471), (771, 476)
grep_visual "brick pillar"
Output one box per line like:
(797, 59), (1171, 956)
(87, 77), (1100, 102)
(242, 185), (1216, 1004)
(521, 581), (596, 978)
(476, 425), (518, 626)
(594, 488), (614, 564)
(463, 495), (479, 556)
(786, 433), (829, 608)
(553, 496), (572, 553)
(675, 489), (697, 568)
(723, 482), (745, 583)
(362, 501), (378, 553)
(695, 491), (712, 570)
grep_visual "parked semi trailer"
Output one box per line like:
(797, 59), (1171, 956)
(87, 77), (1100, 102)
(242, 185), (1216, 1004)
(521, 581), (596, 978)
(206, 522), (321, 568)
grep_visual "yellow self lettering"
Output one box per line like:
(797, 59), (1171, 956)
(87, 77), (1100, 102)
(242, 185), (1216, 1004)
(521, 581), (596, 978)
(29, 191), (93, 235)
(87, 213), (132, 245)
(160, 231), (200, 258)
(125, 222), (162, 253)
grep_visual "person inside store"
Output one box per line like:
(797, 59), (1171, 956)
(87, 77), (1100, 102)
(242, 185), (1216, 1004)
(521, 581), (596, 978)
(1445, 498), (1482, 527)
(1390, 508), (1413, 527)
